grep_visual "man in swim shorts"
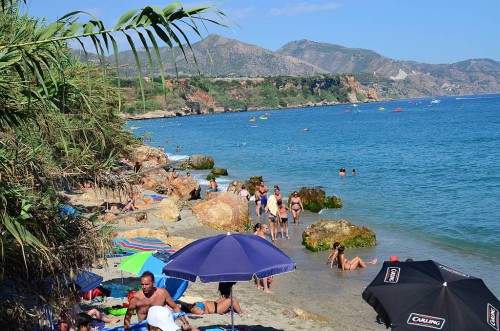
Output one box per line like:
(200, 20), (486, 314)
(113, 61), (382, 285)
(124, 271), (193, 331)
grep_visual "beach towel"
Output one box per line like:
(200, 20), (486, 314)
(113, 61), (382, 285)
(266, 194), (278, 216)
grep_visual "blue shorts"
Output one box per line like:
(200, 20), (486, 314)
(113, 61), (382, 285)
(207, 188), (217, 192)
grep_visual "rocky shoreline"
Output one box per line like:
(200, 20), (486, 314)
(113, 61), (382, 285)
(67, 144), (385, 331)
(122, 99), (380, 121)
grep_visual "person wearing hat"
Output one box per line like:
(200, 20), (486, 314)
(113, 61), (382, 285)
(146, 306), (198, 331)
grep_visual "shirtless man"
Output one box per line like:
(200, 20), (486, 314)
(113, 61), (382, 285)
(124, 271), (192, 331)
(205, 178), (218, 195)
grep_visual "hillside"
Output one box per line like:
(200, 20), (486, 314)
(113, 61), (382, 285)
(99, 34), (500, 103)
(117, 34), (327, 78)
(119, 75), (378, 119)
(277, 40), (500, 97)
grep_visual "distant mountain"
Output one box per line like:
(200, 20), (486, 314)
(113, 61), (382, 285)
(277, 40), (500, 97)
(103, 34), (500, 99)
(116, 34), (327, 77)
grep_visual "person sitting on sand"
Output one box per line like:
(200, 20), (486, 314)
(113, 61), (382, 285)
(124, 271), (193, 331)
(181, 282), (244, 316)
(336, 246), (377, 271)
(146, 306), (200, 331)
(60, 285), (120, 331)
(326, 242), (340, 268)
(122, 195), (136, 212)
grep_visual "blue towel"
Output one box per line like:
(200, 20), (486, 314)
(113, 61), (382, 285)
(102, 320), (148, 331)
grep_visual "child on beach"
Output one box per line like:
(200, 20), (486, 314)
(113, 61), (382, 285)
(278, 199), (290, 239)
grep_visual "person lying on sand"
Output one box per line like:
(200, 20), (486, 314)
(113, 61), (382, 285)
(146, 306), (200, 331)
(181, 282), (244, 316)
(60, 285), (120, 331)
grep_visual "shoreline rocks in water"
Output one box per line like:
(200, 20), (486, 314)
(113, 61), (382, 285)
(178, 155), (215, 170)
(302, 219), (377, 251)
(295, 187), (342, 212)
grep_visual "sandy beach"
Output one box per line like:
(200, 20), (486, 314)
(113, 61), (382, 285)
(77, 185), (386, 331)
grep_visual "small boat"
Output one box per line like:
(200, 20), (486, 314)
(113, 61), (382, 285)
(300, 128), (309, 132)
(378, 107), (385, 111)
(265, 113), (271, 116)
(430, 99), (441, 104)
(394, 108), (403, 112)
(344, 109), (352, 113)
(130, 125), (140, 130)
(259, 116), (268, 120)
(249, 117), (257, 122)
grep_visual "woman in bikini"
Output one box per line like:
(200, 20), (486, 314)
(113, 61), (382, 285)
(336, 246), (377, 271)
(289, 191), (304, 225)
(182, 282), (244, 315)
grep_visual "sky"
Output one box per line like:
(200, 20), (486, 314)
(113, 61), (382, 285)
(25, 0), (500, 64)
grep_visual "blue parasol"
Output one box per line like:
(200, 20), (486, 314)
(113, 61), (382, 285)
(163, 233), (296, 331)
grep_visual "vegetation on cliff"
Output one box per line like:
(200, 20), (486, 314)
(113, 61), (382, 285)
(119, 74), (377, 115)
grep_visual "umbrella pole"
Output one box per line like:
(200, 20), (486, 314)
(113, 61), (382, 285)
(230, 286), (235, 331)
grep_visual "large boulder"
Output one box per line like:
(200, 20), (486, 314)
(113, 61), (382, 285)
(192, 192), (252, 232)
(178, 155), (214, 170)
(170, 176), (201, 200)
(140, 168), (169, 190)
(131, 145), (168, 165)
(302, 219), (376, 252)
(151, 199), (181, 222)
(296, 187), (342, 212)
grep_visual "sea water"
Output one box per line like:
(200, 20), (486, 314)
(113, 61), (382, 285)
(129, 94), (500, 297)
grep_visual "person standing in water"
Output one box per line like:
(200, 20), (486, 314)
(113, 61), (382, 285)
(289, 191), (304, 225)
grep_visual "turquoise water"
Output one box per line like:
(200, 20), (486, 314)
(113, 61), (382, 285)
(129, 94), (500, 296)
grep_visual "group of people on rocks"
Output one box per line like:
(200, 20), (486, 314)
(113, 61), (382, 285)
(325, 242), (377, 271)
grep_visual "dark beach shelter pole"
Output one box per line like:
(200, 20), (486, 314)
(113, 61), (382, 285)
(230, 286), (235, 331)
